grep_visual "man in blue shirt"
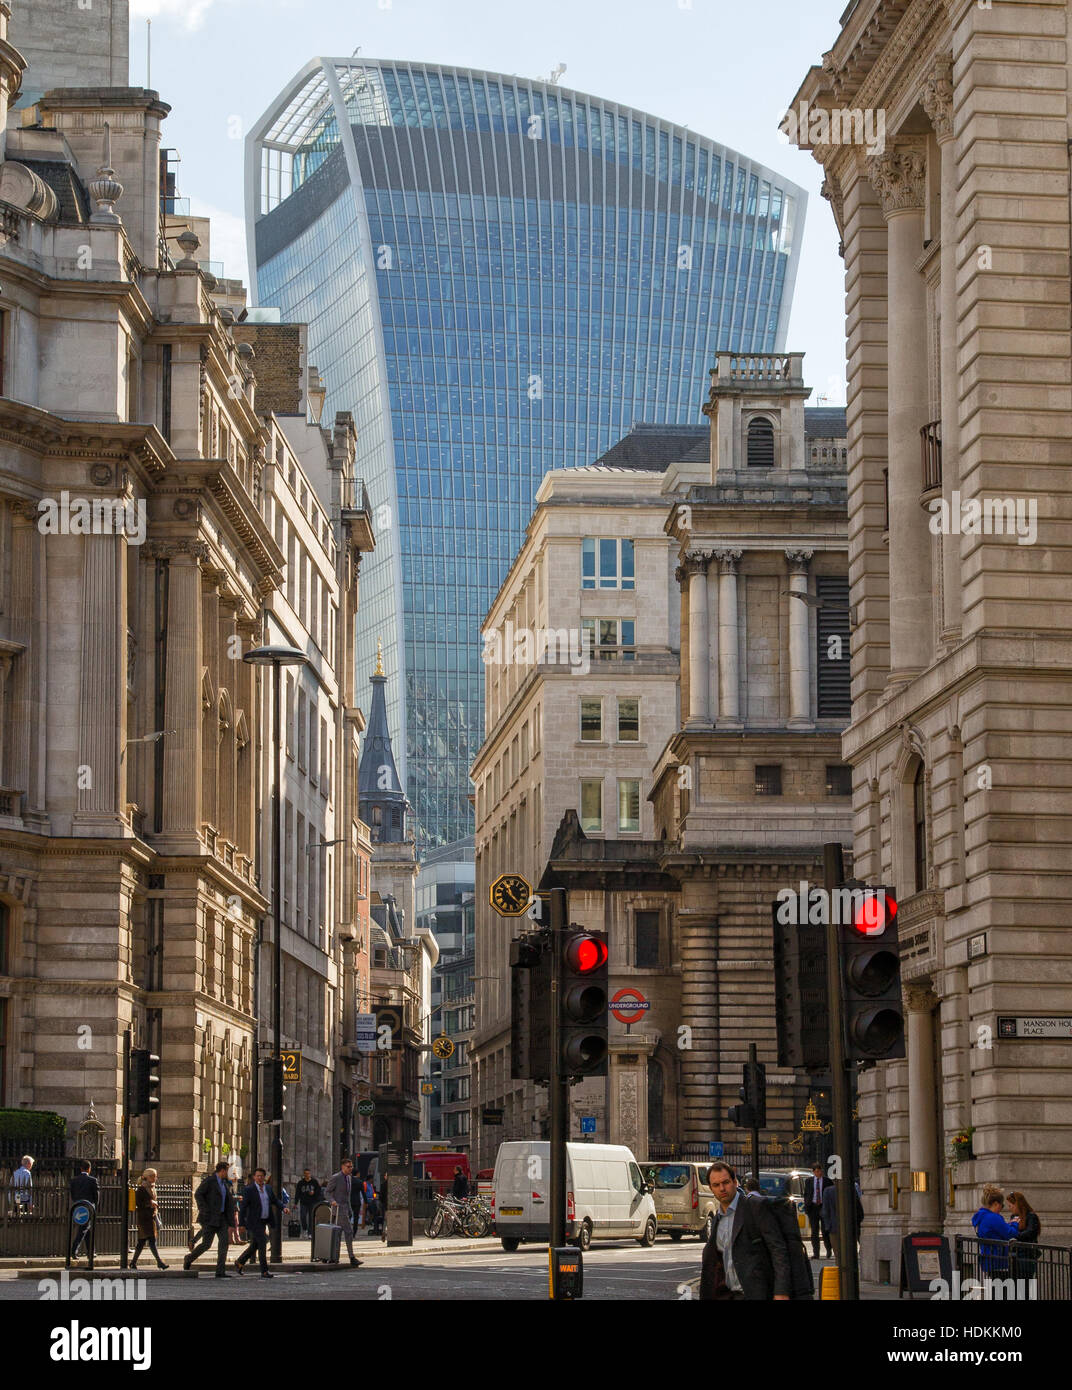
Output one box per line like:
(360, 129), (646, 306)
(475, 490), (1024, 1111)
(185, 1162), (239, 1277)
(236, 1168), (283, 1277)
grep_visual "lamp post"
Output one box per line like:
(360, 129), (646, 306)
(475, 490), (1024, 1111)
(244, 641), (307, 1262)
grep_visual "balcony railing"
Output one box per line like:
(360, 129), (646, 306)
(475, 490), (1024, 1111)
(340, 477), (371, 517)
(920, 419), (942, 499)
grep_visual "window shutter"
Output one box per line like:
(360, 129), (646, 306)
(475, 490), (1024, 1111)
(816, 576), (850, 718)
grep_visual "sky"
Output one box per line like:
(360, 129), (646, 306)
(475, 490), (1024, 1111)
(129, 0), (848, 404)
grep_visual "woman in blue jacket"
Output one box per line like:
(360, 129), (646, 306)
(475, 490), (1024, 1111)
(971, 1183), (1020, 1275)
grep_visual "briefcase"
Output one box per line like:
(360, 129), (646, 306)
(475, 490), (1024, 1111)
(313, 1223), (342, 1264)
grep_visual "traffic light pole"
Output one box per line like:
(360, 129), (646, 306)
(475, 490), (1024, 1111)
(823, 842), (859, 1301)
(270, 660), (283, 1264)
(120, 1027), (130, 1271)
(748, 1042), (761, 1183)
(549, 887), (567, 1259)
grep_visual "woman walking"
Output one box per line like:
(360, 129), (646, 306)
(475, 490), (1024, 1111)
(1008, 1191), (1042, 1289)
(131, 1168), (168, 1270)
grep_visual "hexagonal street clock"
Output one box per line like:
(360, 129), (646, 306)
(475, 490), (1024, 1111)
(490, 872), (532, 917)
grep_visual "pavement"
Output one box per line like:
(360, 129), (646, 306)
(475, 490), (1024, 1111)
(0, 1230), (496, 1274)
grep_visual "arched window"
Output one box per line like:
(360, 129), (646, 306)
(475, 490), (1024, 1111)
(913, 763), (928, 892)
(747, 416), (775, 467)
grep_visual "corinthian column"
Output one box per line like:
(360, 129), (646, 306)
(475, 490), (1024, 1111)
(923, 57), (962, 640)
(714, 550), (742, 726)
(867, 144), (932, 679)
(785, 549), (813, 726)
(159, 541), (207, 846)
(905, 983), (941, 1227)
(682, 551), (713, 728)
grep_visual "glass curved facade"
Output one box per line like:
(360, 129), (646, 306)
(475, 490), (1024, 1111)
(247, 59), (806, 851)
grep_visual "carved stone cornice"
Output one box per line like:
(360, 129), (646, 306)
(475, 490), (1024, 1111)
(785, 548), (814, 572)
(0, 399), (170, 476)
(922, 54), (954, 139)
(713, 548), (742, 573)
(866, 144), (926, 216)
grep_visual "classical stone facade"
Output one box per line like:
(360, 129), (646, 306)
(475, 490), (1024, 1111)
(0, 9), (375, 1184)
(790, 0), (1072, 1277)
(471, 457), (682, 1168)
(472, 362), (851, 1169)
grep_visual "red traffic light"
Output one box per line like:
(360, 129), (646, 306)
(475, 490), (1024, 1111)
(852, 890), (897, 937)
(565, 934), (608, 973)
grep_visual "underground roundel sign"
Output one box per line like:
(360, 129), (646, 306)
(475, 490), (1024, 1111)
(610, 988), (651, 1025)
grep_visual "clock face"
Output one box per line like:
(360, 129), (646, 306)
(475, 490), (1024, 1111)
(490, 873), (532, 916)
(432, 1035), (455, 1060)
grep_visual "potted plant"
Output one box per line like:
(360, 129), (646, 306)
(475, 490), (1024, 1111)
(868, 1136), (889, 1168)
(950, 1126), (975, 1164)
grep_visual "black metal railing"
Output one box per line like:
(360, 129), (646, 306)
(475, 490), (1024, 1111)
(0, 1181), (192, 1258)
(340, 477), (371, 516)
(921, 419), (942, 495)
(956, 1234), (1072, 1299)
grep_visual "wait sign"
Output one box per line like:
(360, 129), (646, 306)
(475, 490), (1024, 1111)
(997, 1016), (1072, 1039)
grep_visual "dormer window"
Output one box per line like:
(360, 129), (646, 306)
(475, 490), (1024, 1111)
(747, 416), (775, 467)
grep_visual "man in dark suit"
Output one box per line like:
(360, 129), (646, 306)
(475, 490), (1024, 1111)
(821, 1179), (865, 1261)
(803, 1164), (833, 1260)
(184, 1161), (239, 1277)
(68, 1160), (100, 1261)
(236, 1168), (282, 1277)
(699, 1162), (791, 1301)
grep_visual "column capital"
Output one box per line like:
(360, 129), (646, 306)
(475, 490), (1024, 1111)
(922, 55), (954, 140)
(682, 549), (713, 575)
(784, 548), (814, 573)
(904, 983), (940, 1014)
(146, 538), (211, 563)
(866, 144), (927, 216)
(713, 548), (742, 573)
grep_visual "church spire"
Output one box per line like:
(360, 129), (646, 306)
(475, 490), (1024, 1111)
(358, 642), (408, 842)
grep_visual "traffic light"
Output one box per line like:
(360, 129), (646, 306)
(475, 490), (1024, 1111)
(839, 882), (905, 1062)
(129, 1049), (160, 1116)
(772, 895), (830, 1070)
(560, 928), (608, 1077)
(743, 1058), (766, 1127)
(510, 931), (551, 1082)
(260, 1056), (284, 1122)
(727, 1059), (766, 1128)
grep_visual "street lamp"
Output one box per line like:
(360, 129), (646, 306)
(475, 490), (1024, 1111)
(243, 641), (307, 1262)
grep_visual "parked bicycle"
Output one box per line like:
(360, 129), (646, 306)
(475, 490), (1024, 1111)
(427, 1191), (493, 1238)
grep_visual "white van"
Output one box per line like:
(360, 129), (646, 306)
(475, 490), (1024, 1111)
(492, 1141), (658, 1251)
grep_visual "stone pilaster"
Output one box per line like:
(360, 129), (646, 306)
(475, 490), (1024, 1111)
(923, 55), (962, 642)
(678, 910), (719, 1142)
(682, 551), (713, 728)
(867, 143), (932, 680)
(905, 983), (941, 1227)
(785, 549), (813, 726)
(714, 549), (742, 727)
(158, 541), (207, 846)
(73, 535), (124, 830)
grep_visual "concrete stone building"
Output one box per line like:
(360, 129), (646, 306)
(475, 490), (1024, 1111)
(0, 6), (375, 1184)
(471, 451), (682, 1168)
(11, 0), (128, 102)
(359, 650), (437, 1147)
(471, 364), (851, 1169)
(789, 0), (1072, 1276)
